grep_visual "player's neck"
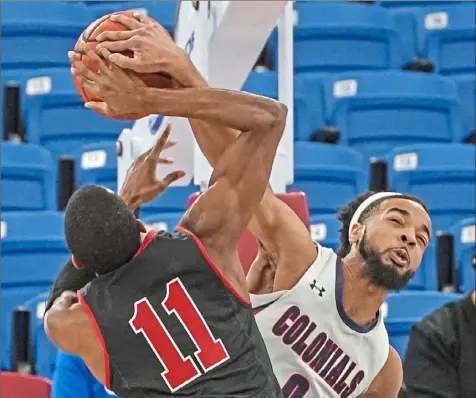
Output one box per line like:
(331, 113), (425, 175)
(341, 254), (388, 326)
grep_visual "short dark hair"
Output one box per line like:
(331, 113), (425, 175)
(64, 185), (141, 274)
(336, 191), (429, 258)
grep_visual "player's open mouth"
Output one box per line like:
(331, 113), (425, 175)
(388, 248), (409, 270)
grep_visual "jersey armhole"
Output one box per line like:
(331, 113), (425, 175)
(77, 291), (111, 390)
(175, 225), (251, 306)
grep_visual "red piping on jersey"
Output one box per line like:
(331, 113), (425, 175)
(133, 229), (158, 258)
(176, 225), (251, 306)
(74, 229), (157, 390)
(77, 291), (111, 390)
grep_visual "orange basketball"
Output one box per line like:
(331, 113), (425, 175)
(73, 11), (174, 119)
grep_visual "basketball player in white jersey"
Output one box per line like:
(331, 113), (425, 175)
(81, 13), (433, 398)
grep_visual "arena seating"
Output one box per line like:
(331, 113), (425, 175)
(451, 217), (476, 293)
(453, 74), (476, 139)
(383, 291), (462, 357)
(1, 372), (51, 398)
(23, 292), (57, 379)
(1, 2), (88, 71)
(84, 1), (176, 34)
(309, 214), (341, 252)
(290, 2), (404, 73)
(1, 0), (474, 382)
(1, 142), (57, 212)
(325, 70), (462, 159)
(24, 68), (131, 157)
(416, 2), (476, 76)
(1, 211), (68, 370)
(243, 71), (328, 141)
(72, 141), (118, 192)
(387, 144), (476, 232)
(291, 142), (367, 216)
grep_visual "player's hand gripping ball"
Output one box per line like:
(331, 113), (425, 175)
(73, 11), (174, 118)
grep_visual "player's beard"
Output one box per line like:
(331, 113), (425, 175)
(358, 230), (415, 291)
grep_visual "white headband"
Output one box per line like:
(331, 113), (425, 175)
(348, 192), (402, 241)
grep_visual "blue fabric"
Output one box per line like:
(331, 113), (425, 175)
(52, 351), (117, 398)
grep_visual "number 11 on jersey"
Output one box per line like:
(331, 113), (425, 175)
(129, 278), (230, 393)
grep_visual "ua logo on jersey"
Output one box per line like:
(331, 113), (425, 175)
(310, 280), (325, 297)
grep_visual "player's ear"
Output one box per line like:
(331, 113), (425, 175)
(137, 219), (147, 233)
(71, 255), (83, 269)
(349, 223), (365, 246)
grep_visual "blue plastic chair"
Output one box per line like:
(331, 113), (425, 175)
(23, 68), (131, 157)
(453, 74), (475, 139)
(242, 71), (327, 141)
(141, 213), (184, 234)
(309, 214), (341, 252)
(417, 3), (476, 76)
(326, 71), (462, 159)
(286, 2), (403, 73)
(72, 141), (118, 192)
(85, 1), (177, 33)
(451, 217), (475, 294)
(1, 2), (90, 70)
(140, 184), (197, 218)
(23, 292), (57, 379)
(387, 144), (476, 232)
(290, 142), (367, 216)
(1, 142), (56, 212)
(1, 211), (69, 370)
(384, 291), (462, 358)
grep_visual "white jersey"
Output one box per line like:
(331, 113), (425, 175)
(251, 244), (389, 398)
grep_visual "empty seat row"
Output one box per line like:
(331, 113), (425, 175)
(3, 140), (474, 235)
(3, 68), (472, 161)
(1, 1), (176, 71)
(266, 2), (475, 76)
(245, 70), (474, 157)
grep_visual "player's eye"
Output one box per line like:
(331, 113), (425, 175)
(417, 236), (427, 246)
(391, 218), (402, 225)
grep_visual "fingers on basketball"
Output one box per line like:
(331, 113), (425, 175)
(110, 13), (144, 30)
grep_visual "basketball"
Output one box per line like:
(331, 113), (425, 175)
(73, 11), (174, 114)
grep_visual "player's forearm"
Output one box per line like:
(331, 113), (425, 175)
(143, 86), (284, 134)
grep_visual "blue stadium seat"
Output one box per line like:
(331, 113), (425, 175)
(451, 217), (475, 294)
(1, 2), (89, 71)
(290, 142), (367, 216)
(387, 144), (476, 232)
(288, 2), (403, 73)
(23, 292), (57, 379)
(23, 68), (131, 157)
(384, 291), (462, 358)
(417, 3), (476, 76)
(326, 71), (462, 159)
(407, 242), (437, 291)
(453, 74), (475, 139)
(140, 185), (197, 218)
(72, 141), (118, 192)
(141, 213), (184, 233)
(309, 214), (341, 252)
(1, 211), (69, 370)
(242, 71), (327, 141)
(85, 1), (176, 33)
(1, 142), (56, 212)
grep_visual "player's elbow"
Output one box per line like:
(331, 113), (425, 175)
(44, 309), (63, 346)
(259, 101), (287, 134)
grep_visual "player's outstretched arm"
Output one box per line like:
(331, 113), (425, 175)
(94, 13), (317, 292)
(45, 126), (183, 312)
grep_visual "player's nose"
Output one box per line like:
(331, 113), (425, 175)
(399, 228), (417, 248)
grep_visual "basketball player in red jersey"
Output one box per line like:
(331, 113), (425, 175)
(45, 49), (287, 396)
(93, 13), (433, 398)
